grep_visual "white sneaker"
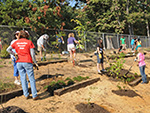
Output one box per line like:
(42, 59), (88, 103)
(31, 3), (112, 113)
(98, 70), (101, 74)
(14, 80), (21, 85)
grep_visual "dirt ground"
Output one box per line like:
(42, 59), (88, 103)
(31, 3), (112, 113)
(0, 49), (150, 113)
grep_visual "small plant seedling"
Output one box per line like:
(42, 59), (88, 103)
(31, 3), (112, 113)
(65, 77), (72, 81)
(117, 84), (122, 90)
(49, 81), (56, 87)
(57, 80), (66, 86)
(44, 85), (49, 89)
(67, 80), (74, 85)
(123, 86), (126, 90)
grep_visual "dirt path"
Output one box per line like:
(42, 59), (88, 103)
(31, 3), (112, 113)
(1, 51), (150, 113)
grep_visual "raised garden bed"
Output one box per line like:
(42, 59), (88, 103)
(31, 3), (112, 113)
(105, 67), (142, 86)
(0, 88), (31, 103)
(34, 58), (68, 66)
(43, 76), (100, 96)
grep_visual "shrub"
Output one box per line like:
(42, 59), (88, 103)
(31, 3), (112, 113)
(0, 44), (9, 58)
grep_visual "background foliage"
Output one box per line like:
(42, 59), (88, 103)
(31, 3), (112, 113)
(0, 0), (150, 36)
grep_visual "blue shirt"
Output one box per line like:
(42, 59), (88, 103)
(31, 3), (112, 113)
(56, 35), (62, 43)
(131, 39), (134, 45)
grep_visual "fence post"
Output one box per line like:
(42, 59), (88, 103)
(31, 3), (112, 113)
(84, 31), (87, 51)
(117, 34), (119, 48)
(128, 35), (131, 48)
(102, 33), (105, 49)
(145, 36), (147, 47)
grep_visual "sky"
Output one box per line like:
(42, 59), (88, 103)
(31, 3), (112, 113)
(69, 0), (77, 7)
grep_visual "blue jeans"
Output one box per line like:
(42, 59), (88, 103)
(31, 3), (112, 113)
(17, 63), (37, 98)
(139, 65), (147, 83)
(12, 58), (19, 77)
(97, 54), (103, 63)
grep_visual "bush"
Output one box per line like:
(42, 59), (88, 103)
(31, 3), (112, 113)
(0, 44), (10, 58)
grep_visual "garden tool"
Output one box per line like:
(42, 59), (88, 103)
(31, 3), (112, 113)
(124, 58), (136, 76)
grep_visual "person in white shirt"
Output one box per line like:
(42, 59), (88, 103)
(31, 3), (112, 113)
(37, 34), (49, 61)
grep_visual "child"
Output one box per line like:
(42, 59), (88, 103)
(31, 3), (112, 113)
(120, 36), (126, 50)
(131, 37), (135, 52)
(10, 31), (20, 85)
(96, 38), (106, 74)
(135, 38), (142, 53)
(135, 47), (147, 84)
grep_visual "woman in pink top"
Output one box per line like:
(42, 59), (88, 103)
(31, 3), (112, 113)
(136, 47), (147, 84)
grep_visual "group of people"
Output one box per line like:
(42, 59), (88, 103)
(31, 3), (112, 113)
(96, 36), (147, 84)
(6, 31), (80, 100)
(118, 36), (142, 54)
(6, 30), (147, 100)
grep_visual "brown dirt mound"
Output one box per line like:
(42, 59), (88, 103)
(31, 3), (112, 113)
(75, 103), (110, 113)
(0, 106), (26, 113)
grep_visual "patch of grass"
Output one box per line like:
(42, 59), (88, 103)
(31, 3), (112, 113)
(8, 61), (12, 64)
(0, 44), (9, 58)
(0, 65), (4, 68)
(0, 59), (4, 62)
(73, 76), (89, 82)
(0, 81), (15, 91)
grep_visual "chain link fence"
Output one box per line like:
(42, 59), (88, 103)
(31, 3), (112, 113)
(0, 25), (150, 53)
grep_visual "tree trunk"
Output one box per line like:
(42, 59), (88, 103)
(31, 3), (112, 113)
(126, 0), (132, 35)
(146, 20), (150, 37)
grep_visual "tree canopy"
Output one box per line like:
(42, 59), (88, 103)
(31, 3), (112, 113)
(0, 0), (150, 36)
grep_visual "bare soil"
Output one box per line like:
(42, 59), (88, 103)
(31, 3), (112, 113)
(0, 49), (150, 113)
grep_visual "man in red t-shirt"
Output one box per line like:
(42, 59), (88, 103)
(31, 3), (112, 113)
(7, 30), (39, 100)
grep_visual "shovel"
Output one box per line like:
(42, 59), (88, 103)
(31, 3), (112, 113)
(124, 59), (136, 76)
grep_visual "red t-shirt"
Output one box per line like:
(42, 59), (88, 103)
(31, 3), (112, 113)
(11, 38), (35, 63)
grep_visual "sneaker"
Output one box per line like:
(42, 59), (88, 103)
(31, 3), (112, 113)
(102, 69), (107, 72)
(98, 70), (101, 74)
(33, 96), (39, 100)
(141, 82), (148, 84)
(25, 95), (30, 100)
(14, 80), (21, 85)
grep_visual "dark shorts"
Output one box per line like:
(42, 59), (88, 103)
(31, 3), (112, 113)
(97, 54), (103, 63)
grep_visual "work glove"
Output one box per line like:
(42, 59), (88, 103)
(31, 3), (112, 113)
(62, 41), (64, 44)
(43, 48), (46, 52)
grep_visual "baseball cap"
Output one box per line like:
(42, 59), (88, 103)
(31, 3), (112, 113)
(25, 30), (29, 36)
(44, 34), (49, 40)
(15, 31), (20, 34)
